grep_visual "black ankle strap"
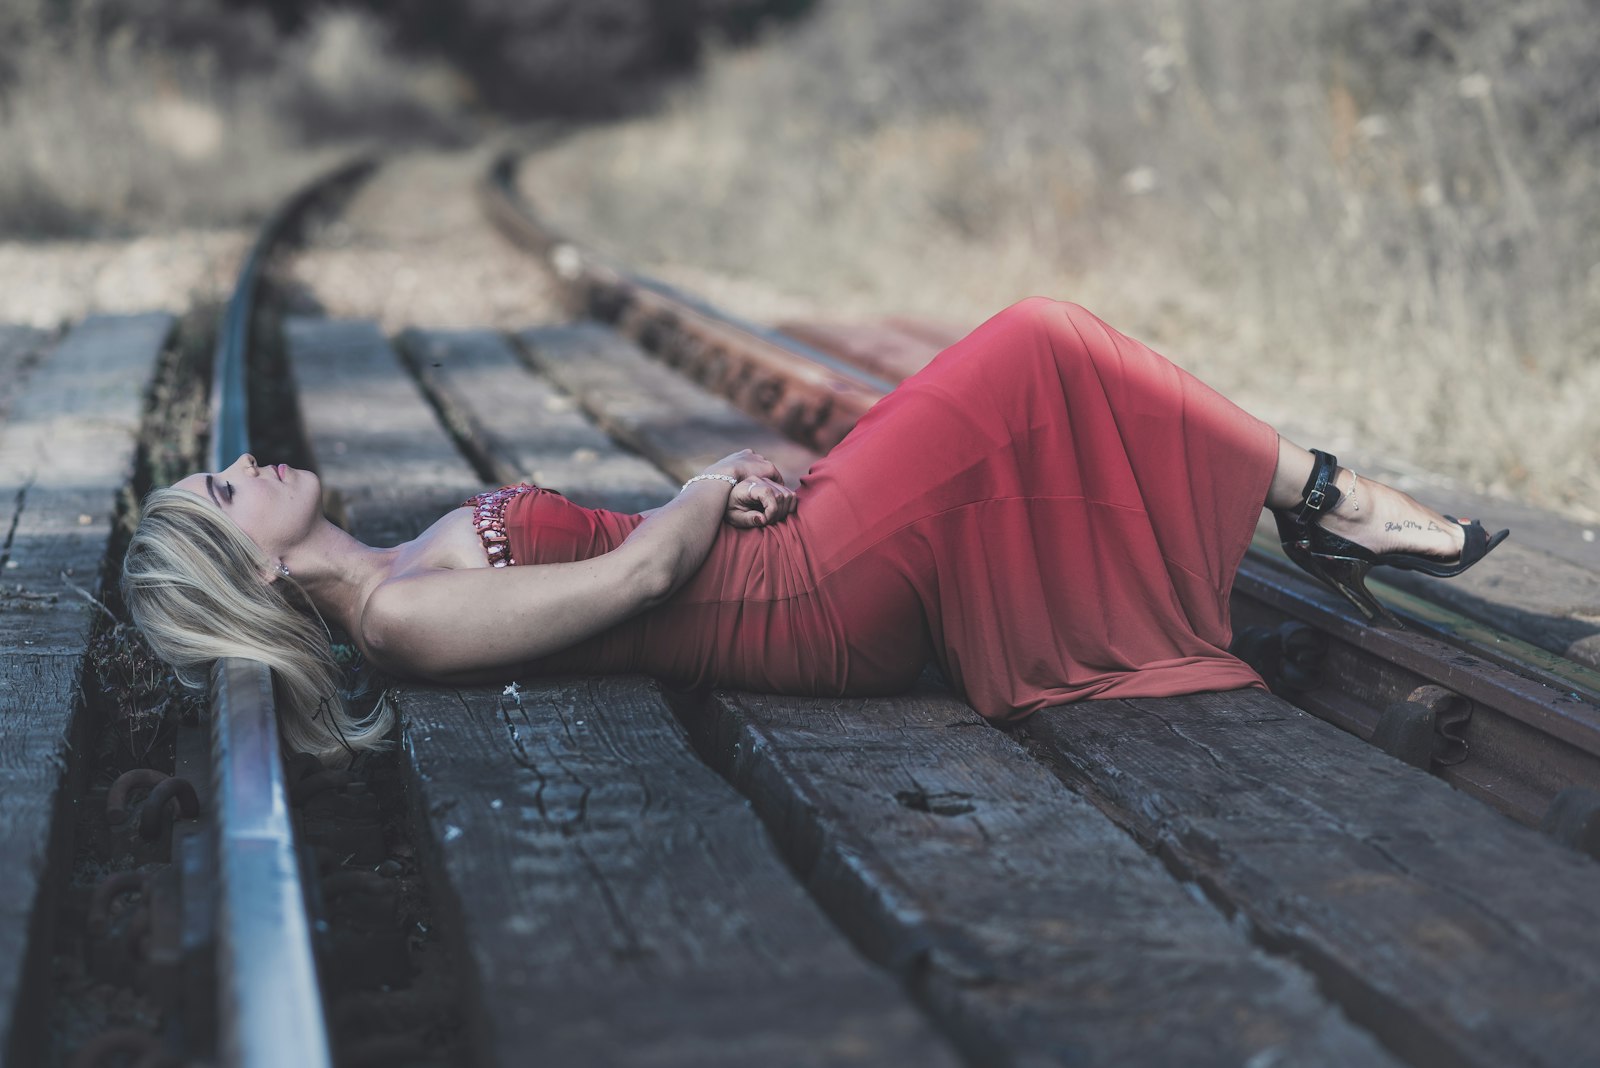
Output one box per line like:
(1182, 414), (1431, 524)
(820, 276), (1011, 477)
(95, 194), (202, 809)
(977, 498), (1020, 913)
(1292, 449), (1343, 525)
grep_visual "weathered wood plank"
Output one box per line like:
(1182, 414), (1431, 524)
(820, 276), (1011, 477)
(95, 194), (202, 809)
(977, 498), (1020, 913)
(0, 313), (173, 1064)
(394, 328), (672, 513)
(0, 325), (51, 427)
(1014, 688), (1600, 1068)
(283, 318), (481, 542)
(680, 684), (1400, 1066)
(401, 679), (958, 1067)
(514, 323), (820, 488)
(288, 319), (957, 1064)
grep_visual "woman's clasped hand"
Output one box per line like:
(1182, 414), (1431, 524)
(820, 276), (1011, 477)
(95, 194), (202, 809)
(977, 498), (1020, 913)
(698, 448), (799, 529)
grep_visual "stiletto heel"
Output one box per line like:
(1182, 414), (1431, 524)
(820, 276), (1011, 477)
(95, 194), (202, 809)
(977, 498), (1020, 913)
(1302, 549), (1403, 626)
(1270, 449), (1509, 625)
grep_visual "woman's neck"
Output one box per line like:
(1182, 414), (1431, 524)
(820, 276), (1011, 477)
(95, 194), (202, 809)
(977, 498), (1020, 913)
(283, 518), (402, 639)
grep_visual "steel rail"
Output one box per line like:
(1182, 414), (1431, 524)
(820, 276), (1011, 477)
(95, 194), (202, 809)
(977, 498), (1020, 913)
(209, 658), (330, 1067)
(481, 152), (892, 451)
(1231, 554), (1600, 825)
(1241, 530), (1600, 703)
(483, 149), (1600, 831)
(206, 155), (374, 1068)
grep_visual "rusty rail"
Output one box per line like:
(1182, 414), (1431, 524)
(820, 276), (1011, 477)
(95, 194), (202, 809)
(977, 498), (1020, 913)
(481, 153), (890, 451)
(483, 149), (1600, 837)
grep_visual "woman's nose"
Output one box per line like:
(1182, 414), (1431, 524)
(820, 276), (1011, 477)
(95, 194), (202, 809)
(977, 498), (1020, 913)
(234, 453), (258, 474)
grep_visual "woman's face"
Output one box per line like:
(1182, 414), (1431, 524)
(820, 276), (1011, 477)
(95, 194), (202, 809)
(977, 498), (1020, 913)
(173, 453), (322, 560)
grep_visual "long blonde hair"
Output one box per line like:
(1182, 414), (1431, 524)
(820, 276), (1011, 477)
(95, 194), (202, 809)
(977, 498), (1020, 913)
(120, 487), (392, 766)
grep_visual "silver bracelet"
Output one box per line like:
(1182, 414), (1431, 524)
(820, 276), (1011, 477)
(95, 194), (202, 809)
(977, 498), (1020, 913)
(681, 472), (739, 493)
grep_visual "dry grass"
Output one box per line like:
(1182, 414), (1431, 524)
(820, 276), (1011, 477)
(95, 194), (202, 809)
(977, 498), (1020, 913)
(0, 6), (458, 237)
(521, 0), (1600, 518)
(0, 4), (468, 323)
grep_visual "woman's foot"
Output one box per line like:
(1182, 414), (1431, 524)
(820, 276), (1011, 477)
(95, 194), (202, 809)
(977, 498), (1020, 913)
(1268, 443), (1509, 623)
(1311, 469), (1469, 563)
(1268, 437), (1468, 563)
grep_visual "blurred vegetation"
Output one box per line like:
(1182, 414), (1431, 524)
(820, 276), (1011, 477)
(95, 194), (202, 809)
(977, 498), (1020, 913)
(248, 0), (816, 114)
(522, 0), (1600, 513)
(0, 0), (813, 236)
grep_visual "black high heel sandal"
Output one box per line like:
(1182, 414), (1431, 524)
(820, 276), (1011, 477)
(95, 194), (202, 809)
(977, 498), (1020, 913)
(1272, 449), (1510, 625)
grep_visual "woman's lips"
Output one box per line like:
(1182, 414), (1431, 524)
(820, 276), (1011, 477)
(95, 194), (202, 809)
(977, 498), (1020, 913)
(275, 464), (287, 481)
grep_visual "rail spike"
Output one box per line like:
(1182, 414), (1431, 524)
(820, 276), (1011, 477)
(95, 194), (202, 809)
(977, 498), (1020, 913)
(1372, 685), (1471, 770)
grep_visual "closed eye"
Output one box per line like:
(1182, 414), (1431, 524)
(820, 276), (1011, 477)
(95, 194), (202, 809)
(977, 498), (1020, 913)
(223, 481), (235, 502)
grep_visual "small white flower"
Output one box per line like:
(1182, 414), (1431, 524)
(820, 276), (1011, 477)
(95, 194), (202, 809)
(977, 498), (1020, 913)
(1122, 167), (1158, 196)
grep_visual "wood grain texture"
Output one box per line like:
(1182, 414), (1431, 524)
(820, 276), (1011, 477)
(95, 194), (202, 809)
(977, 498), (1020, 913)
(0, 314), (172, 1063)
(284, 317), (483, 545)
(401, 678), (957, 1067)
(291, 320), (952, 1064)
(394, 328), (675, 514)
(515, 323), (821, 489)
(676, 684), (1399, 1067)
(0, 325), (51, 427)
(1016, 688), (1600, 1068)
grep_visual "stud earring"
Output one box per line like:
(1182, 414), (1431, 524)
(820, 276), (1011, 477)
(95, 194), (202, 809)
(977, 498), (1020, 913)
(277, 562), (291, 578)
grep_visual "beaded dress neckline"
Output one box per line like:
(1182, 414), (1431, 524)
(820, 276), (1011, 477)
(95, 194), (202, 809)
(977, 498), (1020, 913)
(463, 484), (538, 567)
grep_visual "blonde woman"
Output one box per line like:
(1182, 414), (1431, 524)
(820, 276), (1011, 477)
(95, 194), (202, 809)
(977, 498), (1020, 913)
(122, 299), (1505, 765)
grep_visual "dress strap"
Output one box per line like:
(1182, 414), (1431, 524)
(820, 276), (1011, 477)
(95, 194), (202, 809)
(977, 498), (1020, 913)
(463, 483), (546, 568)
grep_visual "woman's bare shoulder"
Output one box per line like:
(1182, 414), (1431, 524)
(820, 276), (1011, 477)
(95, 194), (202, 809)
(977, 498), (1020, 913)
(402, 505), (491, 574)
(351, 507), (482, 671)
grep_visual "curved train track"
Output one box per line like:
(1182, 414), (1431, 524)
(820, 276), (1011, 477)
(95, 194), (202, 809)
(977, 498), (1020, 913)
(38, 156), (421, 1068)
(26, 147), (1600, 1066)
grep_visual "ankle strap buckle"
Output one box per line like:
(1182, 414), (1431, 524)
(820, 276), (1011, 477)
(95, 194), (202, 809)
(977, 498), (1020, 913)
(1293, 449), (1343, 524)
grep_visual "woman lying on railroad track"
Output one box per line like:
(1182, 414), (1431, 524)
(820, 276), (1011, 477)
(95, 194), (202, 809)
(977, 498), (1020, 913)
(121, 297), (1507, 763)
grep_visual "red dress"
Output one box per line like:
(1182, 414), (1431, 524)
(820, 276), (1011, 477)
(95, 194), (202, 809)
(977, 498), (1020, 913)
(495, 298), (1280, 724)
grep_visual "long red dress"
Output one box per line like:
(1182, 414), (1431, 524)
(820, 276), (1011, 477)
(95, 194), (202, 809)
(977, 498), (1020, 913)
(502, 297), (1281, 724)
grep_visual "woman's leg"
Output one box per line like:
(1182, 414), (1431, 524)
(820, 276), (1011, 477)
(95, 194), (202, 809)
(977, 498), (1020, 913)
(1268, 435), (1467, 562)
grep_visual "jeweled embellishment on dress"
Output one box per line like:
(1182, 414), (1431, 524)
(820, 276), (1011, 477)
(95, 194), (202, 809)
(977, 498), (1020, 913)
(463, 483), (536, 568)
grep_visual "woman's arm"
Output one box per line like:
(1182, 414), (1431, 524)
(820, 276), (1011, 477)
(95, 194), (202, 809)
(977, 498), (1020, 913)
(360, 450), (793, 679)
(637, 469), (796, 526)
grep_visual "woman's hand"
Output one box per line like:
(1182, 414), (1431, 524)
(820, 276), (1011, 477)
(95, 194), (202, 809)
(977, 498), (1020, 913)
(725, 475), (797, 528)
(695, 450), (797, 528)
(703, 448), (782, 484)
